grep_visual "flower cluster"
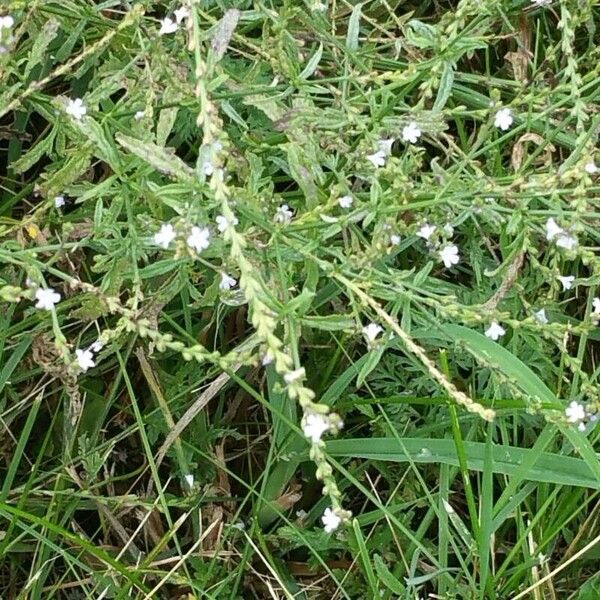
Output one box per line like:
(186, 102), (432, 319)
(565, 401), (597, 432)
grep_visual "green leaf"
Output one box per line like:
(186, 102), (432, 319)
(299, 43), (323, 80)
(25, 19), (60, 79)
(346, 4), (362, 51)
(374, 554), (405, 594)
(433, 61), (454, 111)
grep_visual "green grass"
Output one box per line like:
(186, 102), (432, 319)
(1, 0), (600, 598)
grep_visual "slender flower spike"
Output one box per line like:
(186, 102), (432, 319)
(174, 6), (190, 23)
(75, 349), (95, 373)
(378, 138), (395, 155)
(417, 224), (436, 240)
(275, 204), (293, 224)
(534, 309), (548, 324)
(54, 196), (65, 208)
(154, 223), (176, 249)
(545, 217), (563, 240)
(302, 413), (330, 443)
(35, 288), (61, 310)
(159, 17), (178, 35)
(366, 150), (386, 168)
(0, 16), (15, 28)
(220, 273), (237, 290)
(321, 507), (342, 533)
(558, 275), (575, 290)
(338, 195), (353, 209)
(66, 98), (86, 120)
(439, 244), (460, 268)
(494, 108), (513, 131)
(363, 323), (383, 346)
(565, 400), (585, 424)
(402, 121), (422, 144)
(485, 321), (506, 341)
(186, 226), (210, 252)
(585, 161), (598, 174)
(216, 214), (239, 233)
(593, 298), (600, 314)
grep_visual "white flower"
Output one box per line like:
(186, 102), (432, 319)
(216, 214), (239, 233)
(220, 273), (237, 290)
(186, 226), (210, 252)
(494, 108), (513, 131)
(338, 195), (353, 209)
(184, 474), (194, 488)
(585, 161), (598, 174)
(439, 244), (460, 268)
(35, 288), (61, 310)
(302, 413), (330, 443)
(565, 400), (585, 424)
(556, 233), (578, 251)
(485, 321), (506, 341)
(402, 121), (422, 144)
(558, 275), (575, 290)
(76, 348), (95, 372)
(377, 138), (395, 155)
(534, 309), (548, 324)
(159, 17), (178, 35)
(545, 217), (563, 241)
(366, 150), (386, 168)
(443, 223), (454, 236)
(531, 0), (551, 5)
(134, 110), (145, 120)
(54, 196), (65, 208)
(154, 223), (176, 249)
(261, 349), (274, 366)
(202, 160), (214, 177)
(363, 322), (383, 345)
(90, 340), (104, 352)
(0, 16), (15, 29)
(390, 234), (401, 245)
(66, 98), (86, 120)
(284, 367), (305, 384)
(593, 298), (600, 314)
(321, 507), (342, 533)
(417, 224), (436, 240)
(275, 204), (293, 223)
(174, 6), (190, 23)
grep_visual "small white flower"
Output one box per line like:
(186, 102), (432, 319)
(54, 196), (65, 208)
(377, 138), (395, 155)
(531, 0), (551, 5)
(417, 224), (436, 240)
(261, 349), (274, 366)
(366, 150), (386, 168)
(66, 98), (86, 120)
(321, 507), (342, 533)
(578, 422), (586, 432)
(593, 297), (600, 314)
(154, 223), (176, 249)
(159, 17), (178, 35)
(216, 214), (239, 233)
(35, 288), (61, 310)
(485, 321), (506, 341)
(443, 223), (454, 236)
(302, 413), (330, 443)
(174, 6), (190, 23)
(202, 159), (215, 177)
(484, 196), (494, 203)
(134, 110), (145, 120)
(275, 204), (293, 224)
(585, 161), (598, 174)
(184, 474), (194, 488)
(565, 400), (585, 424)
(75, 348), (95, 372)
(0, 16), (15, 29)
(534, 309), (548, 324)
(439, 244), (460, 268)
(90, 340), (104, 352)
(284, 367), (305, 385)
(390, 234), (401, 245)
(558, 275), (575, 290)
(338, 195), (353, 209)
(363, 322), (383, 345)
(402, 121), (422, 144)
(556, 233), (578, 251)
(545, 217), (563, 241)
(186, 226), (210, 252)
(494, 108), (513, 131)
(220, 273), (237, 290)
